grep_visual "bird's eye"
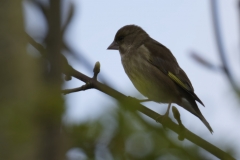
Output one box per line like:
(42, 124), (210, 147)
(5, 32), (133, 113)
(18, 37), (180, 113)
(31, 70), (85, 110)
(117, 36), (124, 41)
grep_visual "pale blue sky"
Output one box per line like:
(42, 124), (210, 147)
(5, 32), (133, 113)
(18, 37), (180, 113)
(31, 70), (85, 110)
(24, 0), (240, 159)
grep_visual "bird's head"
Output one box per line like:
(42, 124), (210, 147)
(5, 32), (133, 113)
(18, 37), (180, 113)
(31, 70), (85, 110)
(107, 25), (149, 54)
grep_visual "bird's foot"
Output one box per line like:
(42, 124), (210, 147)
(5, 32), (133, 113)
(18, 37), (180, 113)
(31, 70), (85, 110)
(155, 103), (172, 128)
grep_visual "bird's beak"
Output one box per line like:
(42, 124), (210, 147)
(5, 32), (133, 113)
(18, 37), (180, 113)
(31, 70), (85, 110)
(107, 41), (119, 50)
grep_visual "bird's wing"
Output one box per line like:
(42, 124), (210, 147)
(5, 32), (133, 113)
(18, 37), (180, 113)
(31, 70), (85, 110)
(143, 39), (204, 106)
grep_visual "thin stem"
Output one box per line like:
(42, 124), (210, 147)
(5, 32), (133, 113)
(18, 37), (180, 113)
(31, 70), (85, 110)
(210, 0), (238, 91)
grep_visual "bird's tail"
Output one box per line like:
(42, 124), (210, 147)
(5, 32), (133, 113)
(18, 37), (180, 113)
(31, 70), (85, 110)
(197, 113), (213, 134)
(181, 98), (213, 133)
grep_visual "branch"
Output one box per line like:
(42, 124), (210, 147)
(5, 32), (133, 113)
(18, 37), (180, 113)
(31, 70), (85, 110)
(190, 51), (221, 71)
(62, 62), (100, 95)
(63, 61), (235, 160)
(210, 0), (239, 92)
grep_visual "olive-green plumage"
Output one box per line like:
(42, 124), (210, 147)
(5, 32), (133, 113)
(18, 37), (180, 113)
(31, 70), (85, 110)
(107, 25), (213, 133)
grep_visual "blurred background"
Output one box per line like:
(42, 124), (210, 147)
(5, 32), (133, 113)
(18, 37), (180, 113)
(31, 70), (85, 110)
(1, 0), (239, 159)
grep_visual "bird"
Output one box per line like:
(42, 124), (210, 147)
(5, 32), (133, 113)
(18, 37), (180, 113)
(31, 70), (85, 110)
(107, 25), (213, 133)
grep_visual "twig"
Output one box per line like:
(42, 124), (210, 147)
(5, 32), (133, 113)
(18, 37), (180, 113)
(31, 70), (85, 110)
(62, 62), (100, 95)
(210, 0), (239, 91)
(62, 83), (93, 95)
(190, 51), (221, 71)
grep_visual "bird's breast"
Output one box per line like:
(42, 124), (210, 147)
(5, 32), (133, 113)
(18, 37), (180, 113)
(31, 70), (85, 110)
(121, 51), (178, 103)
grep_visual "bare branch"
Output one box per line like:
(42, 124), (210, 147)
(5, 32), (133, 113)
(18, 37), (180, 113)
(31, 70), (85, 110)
(190, 51), (221, 70)
(210, 0), (239, 91)
(64, 61), (235, 160)
(62, 83), (93, 95)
